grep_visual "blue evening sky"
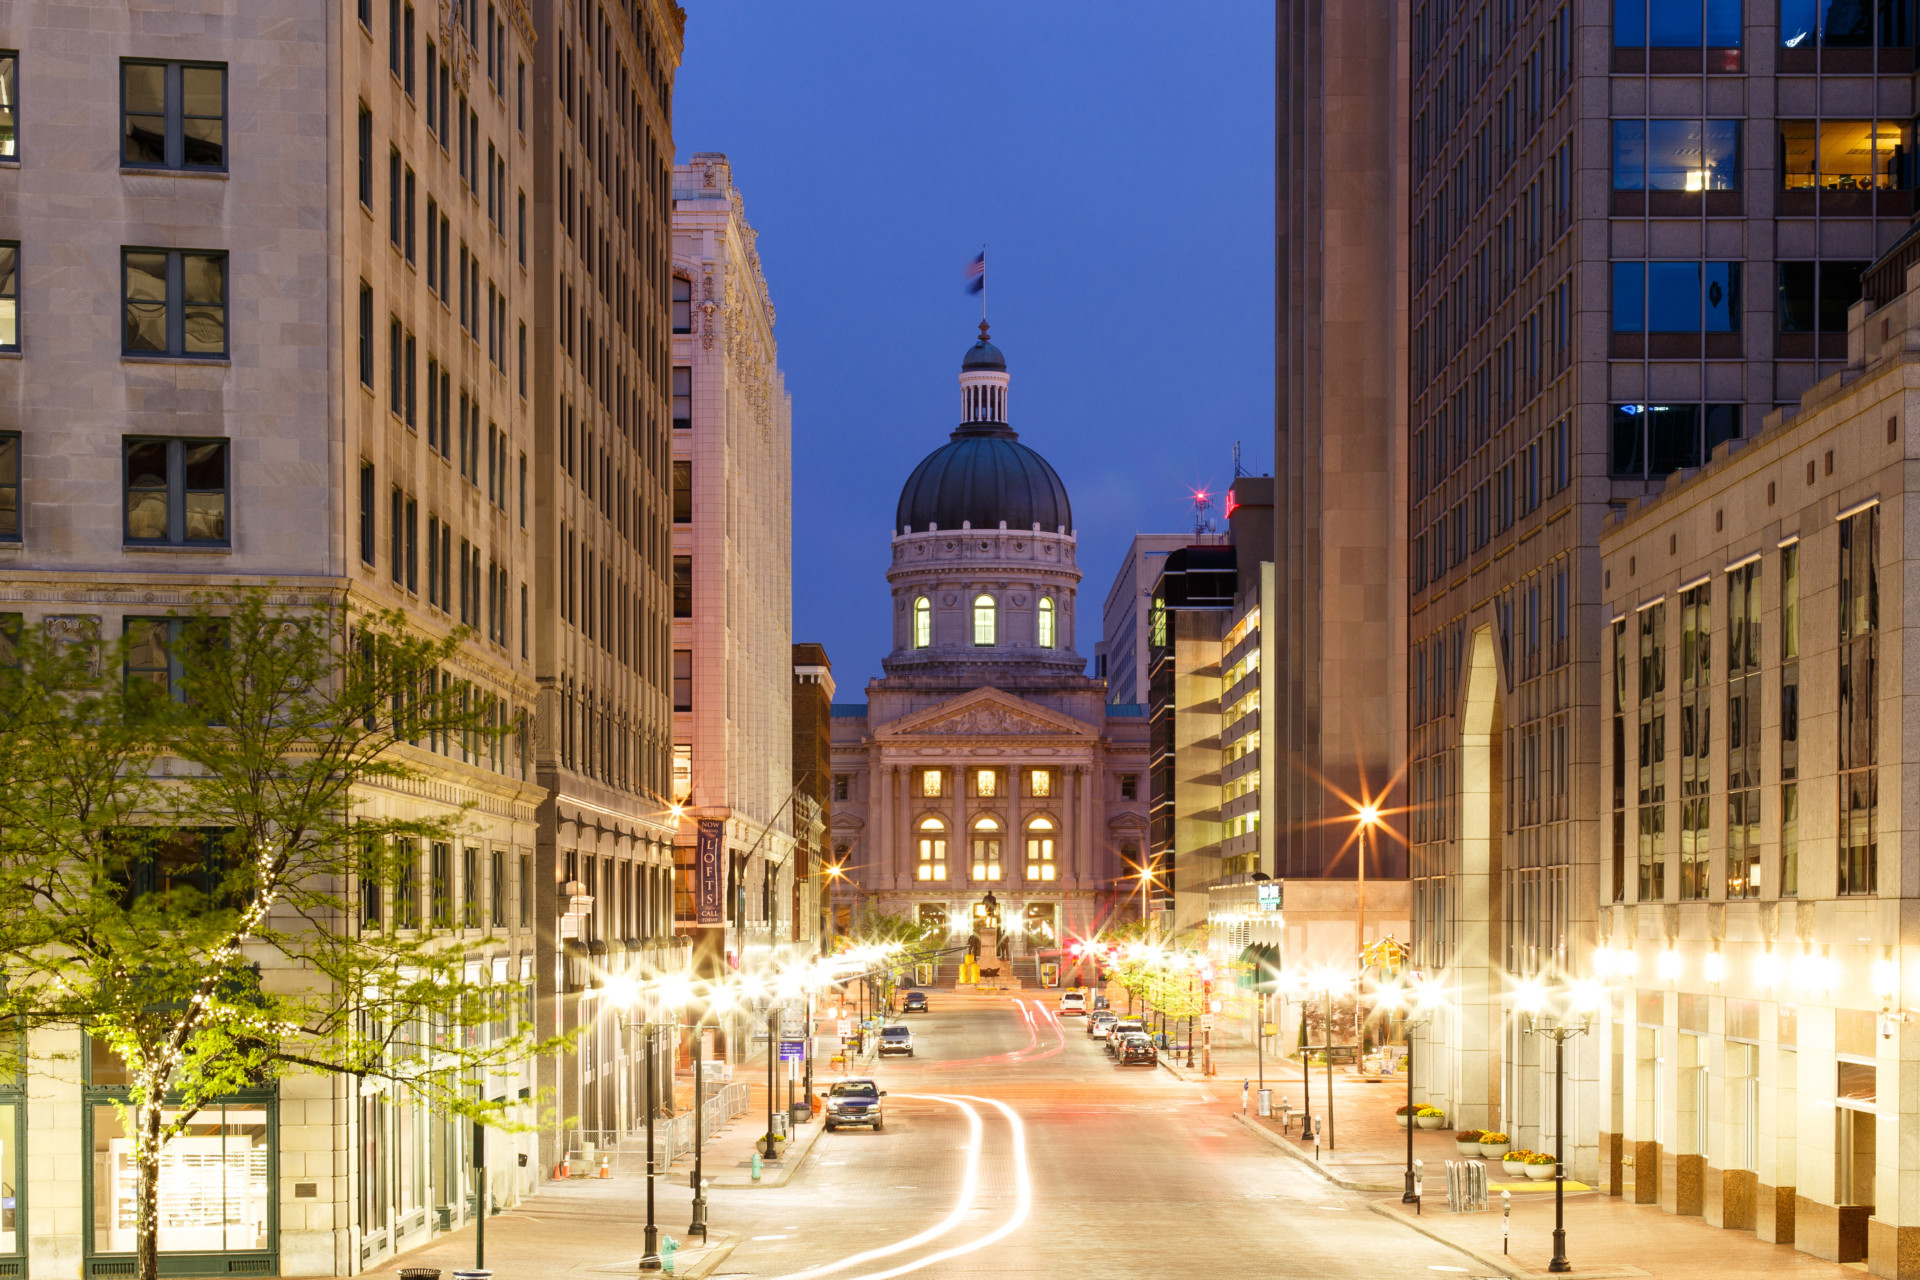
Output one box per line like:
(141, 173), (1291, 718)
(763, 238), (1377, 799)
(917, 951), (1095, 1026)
(674, 3), (1275, 694)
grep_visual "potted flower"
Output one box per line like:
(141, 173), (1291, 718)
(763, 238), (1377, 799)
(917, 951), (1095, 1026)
(1524, 1151), (1559, 1180)
(1501, 1149), (1534, 1178)
(1478, 1131), (1511, 1159)
(1415, 1105), (1447, 1130)
(1396, 1104), (1418, 1129)
(1454, 1129), (1485, 1156)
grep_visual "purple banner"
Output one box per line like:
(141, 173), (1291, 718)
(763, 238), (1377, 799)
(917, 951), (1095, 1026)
(696, 819), (724, 925)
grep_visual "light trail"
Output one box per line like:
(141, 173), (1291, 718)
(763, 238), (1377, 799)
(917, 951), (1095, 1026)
(763, 1095), (1034, 1280)
(758, 1097), (984, 1280)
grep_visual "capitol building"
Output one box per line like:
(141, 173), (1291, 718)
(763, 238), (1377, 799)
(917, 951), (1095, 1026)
(829, 328), (1149, 966)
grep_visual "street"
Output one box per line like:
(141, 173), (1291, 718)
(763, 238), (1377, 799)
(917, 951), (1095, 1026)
(694, 993), (1486, 1280)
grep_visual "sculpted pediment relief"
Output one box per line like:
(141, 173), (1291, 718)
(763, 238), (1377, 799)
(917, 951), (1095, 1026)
(880, 688), (1094, 740)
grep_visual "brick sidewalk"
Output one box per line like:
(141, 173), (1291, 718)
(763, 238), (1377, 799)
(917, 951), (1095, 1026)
(1179, 1047), (1863, 1279)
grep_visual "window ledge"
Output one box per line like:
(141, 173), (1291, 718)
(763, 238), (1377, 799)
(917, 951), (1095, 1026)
(119, 166), (229, 181)
(121, 355), (232, 366)
(0, 350), (20, 360)
(122, 543), (234, 554)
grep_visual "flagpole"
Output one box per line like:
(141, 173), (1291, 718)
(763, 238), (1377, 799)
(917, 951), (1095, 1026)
(980, 244), (986, 323)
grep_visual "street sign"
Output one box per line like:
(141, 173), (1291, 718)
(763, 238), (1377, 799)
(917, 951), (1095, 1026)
(780, 1008), (807, 1038)
(778, 1039), (804, 1062)
(1201, 1014), (1215, 1030)
(836, 1019), (852, 1037)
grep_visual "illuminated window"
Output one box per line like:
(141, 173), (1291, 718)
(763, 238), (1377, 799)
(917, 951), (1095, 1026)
(975, 768), (996, 797)
(672, 744), (691, 803)
(973, 593), (996, 645)
(1029, 768), (1052, 798)
(971, 816), (1002, 880)
(920, 768), (942, 798)
(1037, 596), (1056, 648)
(1026, 816), (1056, 880)
(916, 817), (947, 881)
(913, 596), (932, 648)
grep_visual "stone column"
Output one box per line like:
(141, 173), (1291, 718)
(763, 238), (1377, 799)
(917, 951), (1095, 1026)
(876, 759), (894, 887)
(950, 760), (965, 893)
(1007, 761), (1023, 886)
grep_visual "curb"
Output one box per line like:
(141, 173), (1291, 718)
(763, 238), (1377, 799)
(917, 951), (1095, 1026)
(1365, 1201), (1651, 1280)
(673, 1236), (740, 1280)
(1230, 1112), (1401, 1193)
(703, 1113), (825, 1189)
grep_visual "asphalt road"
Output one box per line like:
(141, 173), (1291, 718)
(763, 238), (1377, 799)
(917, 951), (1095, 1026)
(697, 992), (1491, 1280)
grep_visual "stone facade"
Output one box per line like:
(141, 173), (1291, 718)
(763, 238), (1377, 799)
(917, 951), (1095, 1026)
(666, 154), (805, 1041)
(1592, 256), (1920, 1274)
(0, 1), (688, 1275)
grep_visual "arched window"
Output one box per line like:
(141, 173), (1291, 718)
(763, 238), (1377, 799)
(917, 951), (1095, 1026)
(973, 594), (997, 645)
(1037, 596), (1056, 648)
(671, 275), (692, 333)
(913, 596), (932, 648)
(1026, 816), (1057, 881)
(971, 816), (1002, 881)
(916, 817), (947, 881)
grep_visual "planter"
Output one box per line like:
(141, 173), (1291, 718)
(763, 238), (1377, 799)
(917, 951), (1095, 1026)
(1525, 1163), (1557, 1180)
(1501, 1159), (1531, 1179)
(1454, 1141), (1483, 1157)
(1478, 1142), (1511, 1159)
(1396, 1115), (1411, 1128)
(1415, 1115), (1446, 1130)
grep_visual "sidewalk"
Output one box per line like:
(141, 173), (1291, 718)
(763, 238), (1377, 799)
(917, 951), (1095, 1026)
(1181, 1049), (1866, 1280)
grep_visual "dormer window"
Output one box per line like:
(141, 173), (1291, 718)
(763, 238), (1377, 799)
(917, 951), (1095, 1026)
(973, 594), (997, 645)
(914, 596), (932, 648)
(1038, 596), (1056, 648)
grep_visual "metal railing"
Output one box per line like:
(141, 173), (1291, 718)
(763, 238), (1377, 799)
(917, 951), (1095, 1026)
(565, 1082), (753, 1172)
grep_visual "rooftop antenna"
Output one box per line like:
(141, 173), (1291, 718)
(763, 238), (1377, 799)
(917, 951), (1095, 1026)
(1233, 440), (1246, 479)
(1189, 487), (1215, 539)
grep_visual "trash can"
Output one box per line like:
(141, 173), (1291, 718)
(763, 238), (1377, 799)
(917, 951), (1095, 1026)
(452, 1270), (492, 1280)
(1257, 1088), (1272, 1117)
(771, 1111), (790, 1140)
(399, 1269), (442, 1280)
(790, 1103), (811, 1128)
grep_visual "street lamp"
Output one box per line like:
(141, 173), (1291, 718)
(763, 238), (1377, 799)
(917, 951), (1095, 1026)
(1518, 977), (1601, 1275)
(605, 974), (686, 1272)
(1381, 973), (1443, 1203)
(1308, 966), (1350, 1148)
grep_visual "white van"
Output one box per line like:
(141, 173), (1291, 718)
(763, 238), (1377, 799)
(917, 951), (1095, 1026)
(1058, 990), (1087, 1016)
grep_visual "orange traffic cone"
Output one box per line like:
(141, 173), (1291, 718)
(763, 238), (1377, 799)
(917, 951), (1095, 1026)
(597, 1155), (610, 1178)
(556, 1158), (570, 1179)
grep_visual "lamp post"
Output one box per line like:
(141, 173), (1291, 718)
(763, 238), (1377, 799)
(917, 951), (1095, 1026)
(1519, 979), (1600, 1275)
(607, 975), (686, 1272)
(689, 1015), (709, 1241)
(1309, 967), (1349, 1149)
(1382, 974), (1440, 1204)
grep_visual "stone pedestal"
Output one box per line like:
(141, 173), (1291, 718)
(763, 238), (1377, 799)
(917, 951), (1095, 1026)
(1707, 1167), (1756, 1231)
(1659, 1152), (1704, 1216)
(1866, 1218), (1920, 1279)
(1633, 1139), (1661, 1204)
(1757, 1183), (1795, 1243)
(1600, 1130), (1623, 1197)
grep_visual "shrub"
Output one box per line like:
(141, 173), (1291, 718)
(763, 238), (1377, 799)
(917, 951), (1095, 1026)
(1416, 1105), (1445, 1118)
(1524, 1151), (1558, 1166)
(1396, 1104), (1419, 1116)
(1479, 1131), (1510, 1143)
(1501, 1149), (1536, 1161)
(1454, 1129), (1484, 1143)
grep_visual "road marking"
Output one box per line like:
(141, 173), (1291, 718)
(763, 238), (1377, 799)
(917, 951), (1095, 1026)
(1428, 1267), (1470, 1273)
(757, 1097), (985, 1280)
(754, 1235), (791, 1240)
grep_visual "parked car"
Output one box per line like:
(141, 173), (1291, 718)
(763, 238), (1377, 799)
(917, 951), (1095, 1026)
(1086, 1010), (1117, 1038)
(1058, 990), (1087, 1016)
(1118, 1033), (1158, 1065)
(1105, 1019), (1146, 1054)
(902, 991), (929, 1013)
(824, 1078), (886, 1131)
(878, 1025), (915, 1056)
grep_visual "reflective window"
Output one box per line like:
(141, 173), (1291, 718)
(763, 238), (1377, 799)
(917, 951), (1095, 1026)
(671, 276), (692, 333)
(93, 1103), (268, 1254)
(1616, 0), (1743, 45)
(1611, 404), (1743, 477)
(1776, 260), (1868, 332)
(121, 61), (226, 171)
(1612, 120), (1740, 190)
(122, 248), (226, 357)
(1781, 0), (1875, 45)
(0, 54), (15, 158)
(1613, 262), (1740, 332)
(123, 437), (229, 545)
(0, 241), (14, 351)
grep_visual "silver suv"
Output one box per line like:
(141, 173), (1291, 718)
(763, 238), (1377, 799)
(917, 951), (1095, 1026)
(824, 1079), (886, 1131)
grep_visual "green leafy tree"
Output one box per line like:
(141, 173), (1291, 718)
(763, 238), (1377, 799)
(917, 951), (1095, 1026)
(0, 594), (571, 1280)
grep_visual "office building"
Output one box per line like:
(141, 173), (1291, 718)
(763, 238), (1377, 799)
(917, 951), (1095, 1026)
(1097, 533), (1190, 705)
(0, 0), (687, 1273)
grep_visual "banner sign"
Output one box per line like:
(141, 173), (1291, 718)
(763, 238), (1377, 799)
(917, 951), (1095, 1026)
(696, 819), (725, 924)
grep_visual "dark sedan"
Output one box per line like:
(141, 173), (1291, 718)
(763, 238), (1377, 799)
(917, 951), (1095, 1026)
(902, 991), (928, 1013)
(1118, 1033), (1158, 1065)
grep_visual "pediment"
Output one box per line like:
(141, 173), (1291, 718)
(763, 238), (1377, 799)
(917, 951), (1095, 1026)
(878, 687), (1095, 741)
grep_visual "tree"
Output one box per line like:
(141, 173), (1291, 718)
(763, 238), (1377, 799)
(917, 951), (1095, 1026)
(0, 594), (570, 1280)
(836, 909), (948, 1006)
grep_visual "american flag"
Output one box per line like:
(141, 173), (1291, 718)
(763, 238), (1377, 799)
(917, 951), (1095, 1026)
(964, 251), (985, 295)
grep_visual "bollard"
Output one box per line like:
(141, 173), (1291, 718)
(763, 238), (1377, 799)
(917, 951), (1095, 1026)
(1414, 1158), (1424, 1216)
(1242, 1079), (1249, 1115)
(1313, 1116), (1322, 1161)
(1502, 1189), (1511, 1254)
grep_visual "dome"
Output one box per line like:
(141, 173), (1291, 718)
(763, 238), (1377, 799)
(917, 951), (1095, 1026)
(961, 338), (1006, 371)
(896, 423), (1073, 533)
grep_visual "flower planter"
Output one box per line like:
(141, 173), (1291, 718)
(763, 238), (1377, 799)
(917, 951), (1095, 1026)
(1454, 1142), (1483, 1157)
(1396, 1115), (1411, 1128)
(1501, 1159), (1531, 1179)
(1415, 1115), (1446, 1130)
(1478, 1142), (1511, 1159)
(1525, 1163), (1557, 1180)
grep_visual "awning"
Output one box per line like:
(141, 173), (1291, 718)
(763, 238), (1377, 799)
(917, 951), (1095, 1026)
(1236, 943), (1282, 991)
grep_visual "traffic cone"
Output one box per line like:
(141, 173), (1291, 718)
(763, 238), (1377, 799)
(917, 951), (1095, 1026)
(598, 1155), (610, 1178)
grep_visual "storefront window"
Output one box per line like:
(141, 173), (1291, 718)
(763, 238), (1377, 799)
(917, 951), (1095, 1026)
(0, 1101), (18, 1254)
(92, 1103), (269, 1254)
